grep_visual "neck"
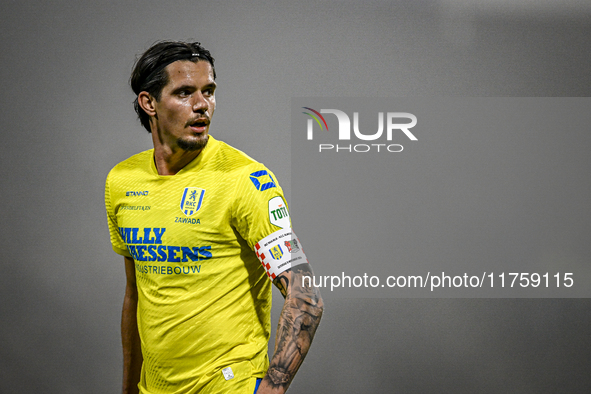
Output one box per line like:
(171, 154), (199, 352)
(149, 121), (208, 175)
(151, 129), (203, 175)
(152, 145), (201, 176)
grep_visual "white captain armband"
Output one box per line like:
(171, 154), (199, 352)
(254, 228), (308, 280)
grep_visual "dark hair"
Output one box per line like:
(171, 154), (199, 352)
(130, 41), (216, 132)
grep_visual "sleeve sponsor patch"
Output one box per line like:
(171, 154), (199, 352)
(254, 228), (307, 280)
(268, 196), (290, 229)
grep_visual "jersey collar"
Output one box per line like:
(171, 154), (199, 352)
(149, 134), (220, 177)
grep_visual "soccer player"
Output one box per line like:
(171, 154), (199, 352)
(105, 41), (323, 394)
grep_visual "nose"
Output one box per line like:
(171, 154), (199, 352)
(192, 92), (208, 113)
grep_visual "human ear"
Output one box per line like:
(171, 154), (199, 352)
(138, 91), (157, 116)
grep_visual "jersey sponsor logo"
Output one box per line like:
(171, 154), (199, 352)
(268, 196), (290, 229)
(135, 263), (202, 275)
(249, 170), (276, 191)
(180, 187), (205, 216)
(119, 227), (166, 244)
(269, 244), (284, 260)
(119, 227), (213, 264)
(120, 205), (151, 211)
(175, 217), (201, 224)
(128, 244), (212, 263)
(126, 191), (149, 196)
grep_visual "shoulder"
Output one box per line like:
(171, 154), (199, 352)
(108, 149), (153, 173)
(208, 137), (268, 175)
(210, 137), (259, 167)
(208, 137), (283, 196)
(105, 149), (153, 187)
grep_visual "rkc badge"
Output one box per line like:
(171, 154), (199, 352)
(269, 245), (284, 260)
(180, 187), (205, 216)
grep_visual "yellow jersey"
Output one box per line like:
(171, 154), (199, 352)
(105, 136), (291, 393)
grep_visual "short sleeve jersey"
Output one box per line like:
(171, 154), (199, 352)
(105, 136), (294, 393)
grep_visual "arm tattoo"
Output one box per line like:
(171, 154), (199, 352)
(263, 264), (324, 391)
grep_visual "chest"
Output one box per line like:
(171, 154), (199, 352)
(114, 176), (238, 248)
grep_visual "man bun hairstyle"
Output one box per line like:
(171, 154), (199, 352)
(130, 41), (216, 132)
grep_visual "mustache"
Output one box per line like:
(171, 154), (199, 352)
(186, 116), (210, 127)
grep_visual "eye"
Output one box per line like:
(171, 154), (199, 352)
(203, 88), (214, 97)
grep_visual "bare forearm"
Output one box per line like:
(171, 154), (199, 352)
(121, 286), (142, 394)
(259, 265), (324, 393)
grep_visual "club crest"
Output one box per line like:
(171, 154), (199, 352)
(180, 187), (205, 216)
(269, 245), (284, 260)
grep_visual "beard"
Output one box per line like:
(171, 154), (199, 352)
(177, 133), (209, 152)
